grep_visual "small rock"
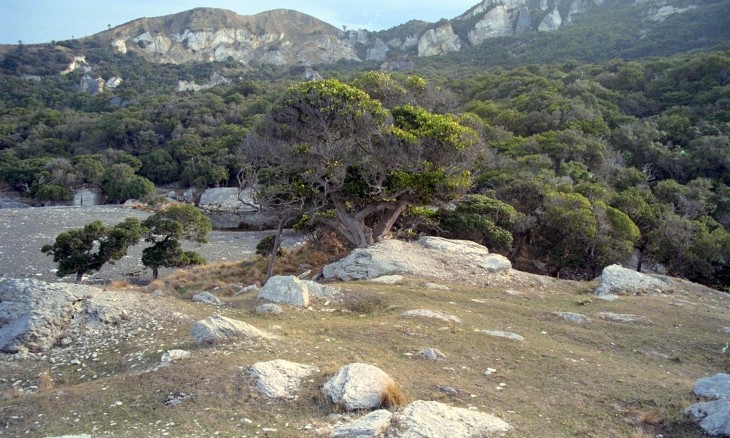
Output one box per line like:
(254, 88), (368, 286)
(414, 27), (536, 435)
(437, 385), (458, 396)
(255, 303), (283, 315)
(595, 264), (669, 297)
(235, 284), (259, 296)
(554, 311), (590, 324)
(479, 330), (524, 341)
(192, 292), (222, 306)
(258, 276), (309, 307)
(596, 312), (650, 324)
(425, 282), (450, 290)
(369, 275), (404, 284)
(484, 368), (497, 376)
(161, 349), (190, 365)
(418, 348), (446, 360)
(402, 309), (461, 324)
(392, 400), (510, 437)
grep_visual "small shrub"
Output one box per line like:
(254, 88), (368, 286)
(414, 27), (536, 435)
(342, 292), (384, 314)
(256, 235), (284, 257)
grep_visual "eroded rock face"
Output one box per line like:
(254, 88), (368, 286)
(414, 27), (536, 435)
(0, 279), (130, 354)
(539, 8), (563, 31)
(595, 264), (670, 297)
(248, 359), (318, 398)
(190, 315), (272, 345)
(417, 24), (462, 57)
(322, 363), (395, 411)
(392, 400), (511, 437)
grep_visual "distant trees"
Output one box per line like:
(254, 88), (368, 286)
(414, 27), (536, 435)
(141, 204), (211, 279)
(41, 219), (143, 282)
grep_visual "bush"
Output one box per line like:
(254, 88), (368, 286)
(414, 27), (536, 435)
(256, 235), (284, 257)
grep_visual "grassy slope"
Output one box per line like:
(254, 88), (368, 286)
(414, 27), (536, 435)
(0, 258), (727, 437)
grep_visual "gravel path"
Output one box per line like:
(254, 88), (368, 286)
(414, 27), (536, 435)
(0, 206), (303, 284)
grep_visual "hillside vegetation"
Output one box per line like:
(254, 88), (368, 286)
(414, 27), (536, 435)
(0, 0), (729, 288)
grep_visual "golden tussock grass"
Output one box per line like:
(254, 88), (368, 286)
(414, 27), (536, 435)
(380, 380), (407, 409)
(37, 371), (54, 392)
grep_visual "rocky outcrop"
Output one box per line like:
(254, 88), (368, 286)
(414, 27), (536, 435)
(322, 363), (395, 411)
(687, 374), (730, 437)
(468, 6), (514, 44)
(391, 400), (511, 437)
(539, 9), (563, 31)
(595, 264), (670, 297)
(192, 291), (223, 306)
(176, 72), (230, 92)
(197, 187), (277, 229)
(248, 359), (318, 398)
(322, 237), (511, 283)
(190, 315), (272, 345)
(0, 279), (131, 354)
(255, 303), (283, 315)
(417, 23), (462, 57)
(78, 75), (106, 94)
(60, 56), (90, 75)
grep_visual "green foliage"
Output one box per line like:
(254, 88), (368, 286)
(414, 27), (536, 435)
(41, 219), (142, 282)
(100, 164), (155, 203)
(255, 235), (284, 257)
(439, 195), (518, 251)
(33, 184), (72, 204)
(141, 204), (211, 278)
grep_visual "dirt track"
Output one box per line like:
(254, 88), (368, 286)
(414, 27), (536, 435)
(0, 206), (301, 284)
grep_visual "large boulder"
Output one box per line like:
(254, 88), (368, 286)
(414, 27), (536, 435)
(391, 400), (510, 437)
(258, 276), (310, 307)
(190, 315), (273, 345)
(0, 279), (130, 353)
(687, 374), (730, 437)
(595, 264), (670, 297)
(198, 187), (258, 213)
(248, 359), (318, 398)
(323, 363), (395, 411)
(322, 237), (511, 283)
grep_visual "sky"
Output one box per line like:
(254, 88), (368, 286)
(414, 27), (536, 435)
(1, 0), (480, 45)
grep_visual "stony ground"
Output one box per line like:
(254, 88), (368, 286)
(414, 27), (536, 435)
(0, 206), (302, 284)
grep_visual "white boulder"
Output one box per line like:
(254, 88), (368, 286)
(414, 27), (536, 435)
(391, 400), (510, 437)
(332, 410), (393, 437)
(191, 315), (272, 345)
(192, 292), (222, 306)
(258, 276), (310, 307)
(248, 359), (318, 398)
(323, 363), (395, 411)
(687, 374), (730, 437)
(595, 264), (669, 297)
(480, 330), (524, 342)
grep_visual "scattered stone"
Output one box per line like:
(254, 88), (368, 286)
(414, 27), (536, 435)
(554, 311), (590, 324)
(258, 276), (310, 307)
(479, 330), (524, 342)
(164, 392), (193, 406)
(190, 315), (273, 345)
(402, 309), (461, 324)
(595, 264), (670, 297)
(161, 349), (190, 365)
(437, 385), (458, 396)
(369, 275), (404, 284)
(484, 368), (497, 376)
(391, 400), (510, 437)
(687, 400), (730, 437)
(425, 283), (450, 290)
(248, 359), (318, 399)
(418, 348), (446, 360)
(331, 409), (393, 437)
(323, 363), (395, 411)
(596, 312), (651, 324)
(192, 292), (222, 306)
(235, 284), (259, 296)
(693, 374), (730, 400)
(255, 303), (283, 315)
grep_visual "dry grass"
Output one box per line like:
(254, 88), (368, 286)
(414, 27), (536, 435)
(0, 267), (726, 437)
(380, 380), (407, 409)
(37, 371), (54, 392)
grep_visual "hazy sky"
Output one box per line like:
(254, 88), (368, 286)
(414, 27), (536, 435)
(1, 0), (480, 45)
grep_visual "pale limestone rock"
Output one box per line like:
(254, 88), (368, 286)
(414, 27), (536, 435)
(105, 77), (123, 88)
(258, 276), (310, 307)
(366, 38), (389, 61)
(418, 24), (462, 57)
(418, 348), (446, 360)
(78, 75), (105, 94)
(111, 39), (128, 54)
(687, 374), (730, 437)
(190, 315), (272, 345)
(60, 56), (89, 75)
(595, 264), (669, 296)
(192, 292), (222, 306)
(370, 275), (405, 284)
(468, 5), (513, 45)
(403, 309), (462, 324)
(161, 349), (190, 365)
(418, 236), (488, 257)
(301, 280), (340, 300)
(596, 312), (650, 324)
(332, 410), (393, 437)
(480, 330), (524, 341)
(255, 303), (283, 315)
(198, 187), (258, 213)
(391, 400), (510, 437)
(323, 240), (413, 281)
(694, 374), (730, 400)
(323, 363), (395, 411)
(650, 4), (697, 21)
(539, 9), (563, 31)
(554, 311), (590, 324)
(248, 359), (318, 398)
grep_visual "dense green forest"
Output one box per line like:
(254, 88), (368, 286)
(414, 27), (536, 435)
(1, 1), (729, 288)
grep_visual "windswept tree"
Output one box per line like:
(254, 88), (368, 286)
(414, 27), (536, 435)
(243, 78), (484, 248)
(141, 204), (211, 279)
(41, 218), (143, 282)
